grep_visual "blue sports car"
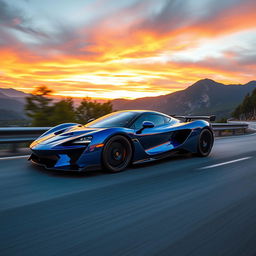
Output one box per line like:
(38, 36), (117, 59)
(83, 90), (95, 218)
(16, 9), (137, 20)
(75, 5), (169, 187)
(29, 110), (215, 172)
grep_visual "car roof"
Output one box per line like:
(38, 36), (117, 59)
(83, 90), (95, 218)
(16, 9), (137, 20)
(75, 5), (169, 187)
(114, 110), (172, 117)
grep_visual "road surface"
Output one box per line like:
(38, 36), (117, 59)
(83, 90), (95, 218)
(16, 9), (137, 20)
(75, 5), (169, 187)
(0, 134), (256, 256)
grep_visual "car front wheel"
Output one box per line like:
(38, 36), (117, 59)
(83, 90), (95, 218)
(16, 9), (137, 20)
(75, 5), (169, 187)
(102, 135), (132, 172)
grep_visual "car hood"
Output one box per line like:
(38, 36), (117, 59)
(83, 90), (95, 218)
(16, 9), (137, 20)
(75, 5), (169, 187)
(31, 125), (103, 147)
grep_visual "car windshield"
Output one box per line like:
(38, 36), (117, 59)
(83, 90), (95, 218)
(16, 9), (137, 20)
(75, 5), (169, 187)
(85, 112), (138, 128)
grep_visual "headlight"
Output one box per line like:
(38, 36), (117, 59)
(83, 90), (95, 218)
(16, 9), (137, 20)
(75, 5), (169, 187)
(72, 136), (93, 144)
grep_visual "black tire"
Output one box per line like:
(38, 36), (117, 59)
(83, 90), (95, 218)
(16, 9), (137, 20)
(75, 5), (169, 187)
(196, 128), (214, 157)
(102, 135), (132, 173)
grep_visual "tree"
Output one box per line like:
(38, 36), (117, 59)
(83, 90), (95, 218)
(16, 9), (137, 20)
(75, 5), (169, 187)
(25, 86), (53, 126)
(252, 89), (256, 118)
(76, 98), (113, 123)
(232, 89), (256, 120)
(232, 104), (242, 120)
(25, 87), (114, 126)
(48, 98), (77, 126)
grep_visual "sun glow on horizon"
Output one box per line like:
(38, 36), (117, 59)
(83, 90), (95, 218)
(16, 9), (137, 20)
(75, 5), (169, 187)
(52, 89), (172, 100)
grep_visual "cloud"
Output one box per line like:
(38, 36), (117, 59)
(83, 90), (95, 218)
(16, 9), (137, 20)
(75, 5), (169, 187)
(135, 0), (255, 37)
(0, 0), (24, 25)
(0, 0), (255, 99)
(0, 0), (51, 51)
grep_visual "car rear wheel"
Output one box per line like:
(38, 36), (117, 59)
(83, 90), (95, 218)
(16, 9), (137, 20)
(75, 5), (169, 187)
(102, 135), (132, 172)
(196, 128), (214, 157)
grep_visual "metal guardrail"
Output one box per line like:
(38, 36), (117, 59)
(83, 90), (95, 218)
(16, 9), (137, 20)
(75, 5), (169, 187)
(0, 123), (249, 152)
(228, 120), (256, 130)
(211, 123), (248, 136)
(0, 127), (50, 153)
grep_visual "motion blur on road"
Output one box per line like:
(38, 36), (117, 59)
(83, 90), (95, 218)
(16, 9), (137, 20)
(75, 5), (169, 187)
(0, 134), (256, 256)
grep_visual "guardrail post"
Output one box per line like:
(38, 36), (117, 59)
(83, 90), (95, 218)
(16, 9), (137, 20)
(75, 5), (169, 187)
(232, 130), (236, 135)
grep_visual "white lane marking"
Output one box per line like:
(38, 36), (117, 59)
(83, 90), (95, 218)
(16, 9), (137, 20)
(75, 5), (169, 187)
(0, 155), (30, 160)
(200, 156), (252, 170)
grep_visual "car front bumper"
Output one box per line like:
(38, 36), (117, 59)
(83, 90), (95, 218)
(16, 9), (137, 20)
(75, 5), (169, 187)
(29, 146), (102, 172)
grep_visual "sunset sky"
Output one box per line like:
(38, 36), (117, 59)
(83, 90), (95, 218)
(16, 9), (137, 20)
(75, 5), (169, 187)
(0, 0), (256, 99)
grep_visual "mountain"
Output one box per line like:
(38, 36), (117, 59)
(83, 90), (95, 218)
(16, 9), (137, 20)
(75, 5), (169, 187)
(1, 79), (256, 123)
(0, 88), (29, 104)
(0, 90), (28, 121)
(112, 79), (256, 119)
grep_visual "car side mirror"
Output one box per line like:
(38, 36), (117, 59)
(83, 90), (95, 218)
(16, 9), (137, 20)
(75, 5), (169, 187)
(136, 121), (155, 134)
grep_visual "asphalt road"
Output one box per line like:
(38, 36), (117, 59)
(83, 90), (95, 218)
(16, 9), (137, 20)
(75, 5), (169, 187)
(0, 134), (256, 256)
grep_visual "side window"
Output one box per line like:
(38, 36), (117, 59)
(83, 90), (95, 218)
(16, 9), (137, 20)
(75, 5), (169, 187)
(133, 114), (165, 129)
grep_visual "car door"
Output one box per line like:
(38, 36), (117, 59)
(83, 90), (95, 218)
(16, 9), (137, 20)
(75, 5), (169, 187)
(132, 114), (171, 152)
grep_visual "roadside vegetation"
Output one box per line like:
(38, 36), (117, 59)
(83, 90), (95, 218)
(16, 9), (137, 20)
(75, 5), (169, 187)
(232, 88), (256, 120)
(25, 86), (113, 126)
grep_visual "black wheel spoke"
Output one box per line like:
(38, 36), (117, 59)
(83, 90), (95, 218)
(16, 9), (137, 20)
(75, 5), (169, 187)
(103, 136), (132, 172)
(107, 141), (127, 167)
(197, 129), (213, 157)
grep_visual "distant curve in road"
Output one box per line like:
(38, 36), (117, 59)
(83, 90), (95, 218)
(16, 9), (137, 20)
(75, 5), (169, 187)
(0, 134), (256, 256)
